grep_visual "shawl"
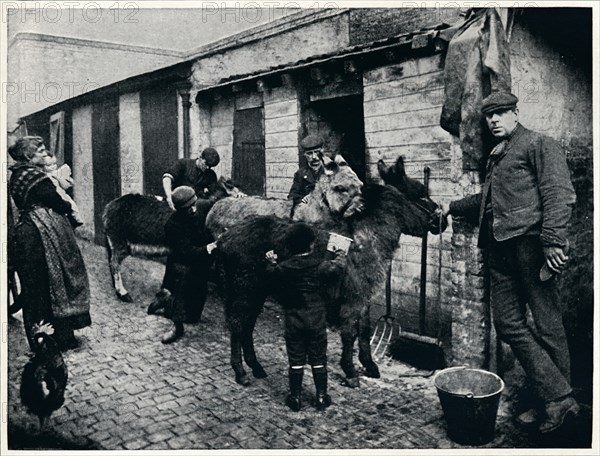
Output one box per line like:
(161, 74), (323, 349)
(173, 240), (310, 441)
(9, 162), (49, 209)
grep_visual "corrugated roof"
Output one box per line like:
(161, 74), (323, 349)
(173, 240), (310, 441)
(202, 23), (450, 92)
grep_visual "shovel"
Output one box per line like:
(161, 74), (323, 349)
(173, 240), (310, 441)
(388, 166), (445, 371)
(370, 261), (398, 360)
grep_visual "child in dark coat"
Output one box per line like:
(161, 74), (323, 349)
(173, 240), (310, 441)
(265, 223), (347, 411)
(160, 186), (217, 344)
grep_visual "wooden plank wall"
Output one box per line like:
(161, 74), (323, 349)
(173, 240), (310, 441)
(209, 96), (234, 179)
(263, 86), (299, 199)
(363, 53), (455, 337)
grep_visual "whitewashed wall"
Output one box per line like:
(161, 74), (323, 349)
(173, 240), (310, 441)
(71, 105), (94, 241)
(119, 92), (144, 195)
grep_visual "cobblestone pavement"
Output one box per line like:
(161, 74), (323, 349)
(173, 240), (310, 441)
(6, 240), (593, 451)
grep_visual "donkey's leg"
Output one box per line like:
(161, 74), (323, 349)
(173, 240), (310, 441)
(230, 331), (250, 386)
(358, 305), (380, 378)
(106, 235), (133, 302)
(242, 329), (268, 379)
(241, 297), (267, 379)
(340, 319), (360, 388)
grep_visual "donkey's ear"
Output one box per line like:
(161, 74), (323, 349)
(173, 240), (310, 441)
(395, 156), (407, 178)
(334, 154), (348, 166)
(377, 159), (389, 180)
(218, 177), (241, 196)
(323, 156), (338, 175)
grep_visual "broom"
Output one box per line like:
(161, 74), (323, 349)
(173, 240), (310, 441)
(389, 166), (446, 372)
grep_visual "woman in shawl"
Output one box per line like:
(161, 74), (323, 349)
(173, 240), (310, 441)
(9, 136), (91, 350)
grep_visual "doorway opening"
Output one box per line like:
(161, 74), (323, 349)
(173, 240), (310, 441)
(306, 95), (366, 182)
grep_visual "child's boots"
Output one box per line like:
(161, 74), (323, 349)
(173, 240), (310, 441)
(286, 367), (303, 412)
(312, 366), (332, 411)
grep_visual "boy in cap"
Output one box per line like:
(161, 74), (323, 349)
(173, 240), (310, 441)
(288, 134), (325, 215)
(159, 186), (218, 344)
(265, 223), (347, 411)
(162, 147), (221, 211)
(443, 92), (578, 433)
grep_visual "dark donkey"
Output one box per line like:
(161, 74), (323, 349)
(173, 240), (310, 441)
(103, 177), (241, 302)
(214, 156), (448, 387)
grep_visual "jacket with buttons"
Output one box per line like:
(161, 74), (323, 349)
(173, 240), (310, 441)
(450, 124), (576, 248)
(287, 166), (324, 206)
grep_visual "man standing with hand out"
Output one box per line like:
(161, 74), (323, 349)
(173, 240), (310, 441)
(443, 92), (578, 433)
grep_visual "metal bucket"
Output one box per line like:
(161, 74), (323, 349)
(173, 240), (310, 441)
(434, 366), (505, 445)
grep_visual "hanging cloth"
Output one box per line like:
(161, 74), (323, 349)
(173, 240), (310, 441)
(439, 8), (512, 171)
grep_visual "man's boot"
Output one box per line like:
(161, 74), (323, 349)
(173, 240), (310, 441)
(539, 395), (580, 433)
(148, 289), (171, 315)
(286, 367), (303, 412)
(312, 366), (332, 411)
(161, 322), (184, 344)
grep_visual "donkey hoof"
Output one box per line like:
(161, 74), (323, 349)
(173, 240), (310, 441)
(118, 293), (133, 303)
(344, 377), (360, 388)
(235, 374), (251, 386)
(365, 365), (381, 378)
(252, 367), (268, 379)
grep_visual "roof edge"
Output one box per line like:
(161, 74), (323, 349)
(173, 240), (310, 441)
(9, 32), (186, 58)
(20, 60), (193, 121)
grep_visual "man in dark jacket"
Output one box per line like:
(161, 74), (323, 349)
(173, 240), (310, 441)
(148, 148), (220, 316)
(160, 186), (217, 344)
(162, 147), (220, 210)
(266, 223), (346, 412)
(444, 92), (578, 433)
(288, 134), (325, 215)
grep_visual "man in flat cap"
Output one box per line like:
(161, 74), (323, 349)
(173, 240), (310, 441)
(444, 92), (578, 433)
(162, 147), (221, 210)
(288, 134), (325, 215)
(158, 186), (218, 344)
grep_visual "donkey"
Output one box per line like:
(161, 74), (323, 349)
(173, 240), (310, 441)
(205, 155), (365, 237)
(103, 177), (241, 302)
(213, 156), (447, 387)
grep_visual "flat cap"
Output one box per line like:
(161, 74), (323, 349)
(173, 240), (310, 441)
(201, 147), (220, 167)
(481, 92), (519, 114)
(284, 222), (316, 254)
(300, 134), (323, 151)
(172, 186), (197, 210)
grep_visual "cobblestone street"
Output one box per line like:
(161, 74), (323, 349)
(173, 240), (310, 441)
(6, 240), (593, 451)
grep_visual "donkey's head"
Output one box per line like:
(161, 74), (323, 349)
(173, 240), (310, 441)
(293, 155), (364, 223)
(378, 156), (448, 234)
(206, 177), (245, 202)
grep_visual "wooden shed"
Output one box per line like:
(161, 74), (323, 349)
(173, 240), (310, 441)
(20, 61), (193, 243)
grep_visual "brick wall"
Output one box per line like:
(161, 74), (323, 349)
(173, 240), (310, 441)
(349, 8), (461, 45)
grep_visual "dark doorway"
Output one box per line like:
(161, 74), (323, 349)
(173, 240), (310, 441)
(92, 98), (120, 245)
(140, 86), (179, 196)
(233, 107), (266, 196)
(307, 95), (366, 182)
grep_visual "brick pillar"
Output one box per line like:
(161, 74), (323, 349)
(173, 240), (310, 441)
(447, 218), (490, 368)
